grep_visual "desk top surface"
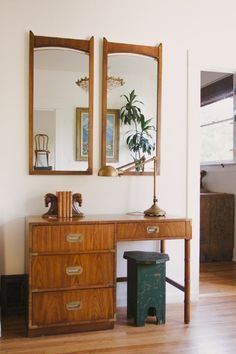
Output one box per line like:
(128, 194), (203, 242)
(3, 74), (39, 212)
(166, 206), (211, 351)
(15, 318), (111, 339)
(26, 213), (191, 225)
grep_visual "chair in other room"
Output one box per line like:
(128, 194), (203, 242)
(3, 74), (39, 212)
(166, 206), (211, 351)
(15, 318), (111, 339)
(34, 134), (50, 167)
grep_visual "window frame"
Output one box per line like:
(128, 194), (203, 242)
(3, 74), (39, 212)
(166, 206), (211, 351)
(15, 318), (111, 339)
(200, 73), (236, 166)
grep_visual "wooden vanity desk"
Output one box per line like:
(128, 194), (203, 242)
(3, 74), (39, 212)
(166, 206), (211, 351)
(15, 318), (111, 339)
(25, 214), (192, 337)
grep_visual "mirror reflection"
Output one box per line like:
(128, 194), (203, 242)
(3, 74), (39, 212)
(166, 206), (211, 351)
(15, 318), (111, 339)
(107, 54), (157, 172)
(34, 48), (89, 171)
(29, 32), (94, 175)
(101, 39), (162, 175)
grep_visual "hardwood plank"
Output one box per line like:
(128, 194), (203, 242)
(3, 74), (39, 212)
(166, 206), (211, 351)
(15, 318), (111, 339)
(1, 262), (236, 353)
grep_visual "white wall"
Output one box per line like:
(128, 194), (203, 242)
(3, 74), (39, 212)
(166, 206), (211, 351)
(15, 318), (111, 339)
(3, 0), (236, 308)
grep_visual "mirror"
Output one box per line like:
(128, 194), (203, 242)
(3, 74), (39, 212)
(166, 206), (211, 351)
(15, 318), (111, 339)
(29, 31), (94, 174)
(101, 38), (162, 175)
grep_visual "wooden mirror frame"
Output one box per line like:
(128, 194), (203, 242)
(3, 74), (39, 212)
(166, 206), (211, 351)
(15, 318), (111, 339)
(101, 38), (162, 176)
(29, 31), (94, 175)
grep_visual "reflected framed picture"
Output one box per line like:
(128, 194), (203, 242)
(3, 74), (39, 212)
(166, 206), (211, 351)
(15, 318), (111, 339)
(76, 107), (120, 162)
(76, 108), (89, 161)
(106, 109), (120, 162)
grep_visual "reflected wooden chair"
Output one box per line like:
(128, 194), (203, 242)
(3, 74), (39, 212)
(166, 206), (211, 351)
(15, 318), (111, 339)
(34, 134), (50, 167)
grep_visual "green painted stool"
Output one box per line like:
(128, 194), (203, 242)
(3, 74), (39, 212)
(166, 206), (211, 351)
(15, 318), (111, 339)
(123, 251), (169, 326)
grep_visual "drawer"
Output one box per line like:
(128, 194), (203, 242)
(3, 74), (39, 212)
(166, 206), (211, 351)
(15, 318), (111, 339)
(31, 253), (114, 290)
(116, 221), (186, 240)
(31, 288), (114, 326)
(31, 224), (115, 253)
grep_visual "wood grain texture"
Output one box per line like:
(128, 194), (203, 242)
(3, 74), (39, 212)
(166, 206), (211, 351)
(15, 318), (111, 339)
(107, 40), (160, 58)
(26, 218), (116, 336)
(200, 193), (234, 262)
(28, 31), (34, 174)
(31, 224), (115, 253)
(25, 215), (191, 336)
(2, 262), (236, 354)
(26, 214), (192, 225)
(185, 239), (191, 324)
(116, 221), (188, 240)
(31, 253), (114, 290)
(87, 36), (94, 174)
(34, 34), (90, 52)
(31, 288), (114, 326)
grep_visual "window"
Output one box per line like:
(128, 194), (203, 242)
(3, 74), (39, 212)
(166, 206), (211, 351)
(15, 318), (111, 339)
(200, 72), (235, 165)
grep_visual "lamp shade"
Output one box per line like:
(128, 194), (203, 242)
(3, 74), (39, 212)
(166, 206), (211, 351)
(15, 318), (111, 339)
(98, 165), (119, 177)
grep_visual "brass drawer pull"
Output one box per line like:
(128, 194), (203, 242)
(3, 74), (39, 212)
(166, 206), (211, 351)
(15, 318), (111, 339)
(66, 301), (82, 311)
(66, 266), (83, 275)
(147, 226), (159, 234)
(66, 233), (84, 243)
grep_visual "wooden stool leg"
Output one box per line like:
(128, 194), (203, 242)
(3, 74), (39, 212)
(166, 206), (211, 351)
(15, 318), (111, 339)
(135, 307), (146, 327)
(126, 261), (136, 320)
(157, 298), (166, 324)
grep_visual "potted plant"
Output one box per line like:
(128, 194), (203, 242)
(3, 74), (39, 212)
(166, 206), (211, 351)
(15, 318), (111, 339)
(120, 89), (155, 172)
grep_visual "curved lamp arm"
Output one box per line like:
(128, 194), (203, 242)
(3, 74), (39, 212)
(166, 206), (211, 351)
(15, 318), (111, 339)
(98, 157), (165, 217)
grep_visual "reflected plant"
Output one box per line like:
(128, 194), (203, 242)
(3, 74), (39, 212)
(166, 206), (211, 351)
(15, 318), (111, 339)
(120, 89), (155, 171)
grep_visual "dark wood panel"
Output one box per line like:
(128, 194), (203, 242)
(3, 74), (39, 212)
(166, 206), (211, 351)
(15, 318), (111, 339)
(0, 275), (28, 316)
(200, 193), (234, 262)
(201, 74), (233, 107)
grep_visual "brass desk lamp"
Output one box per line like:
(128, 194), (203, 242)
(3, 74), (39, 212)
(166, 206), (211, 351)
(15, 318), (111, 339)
(98, 156), (165, 217)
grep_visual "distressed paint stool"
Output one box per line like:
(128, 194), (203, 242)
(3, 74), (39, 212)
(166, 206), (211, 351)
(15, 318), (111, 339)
(123, 251), (169, 326)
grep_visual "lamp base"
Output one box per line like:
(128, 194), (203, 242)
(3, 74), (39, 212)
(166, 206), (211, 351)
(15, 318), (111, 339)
(144, 202), (166, 217)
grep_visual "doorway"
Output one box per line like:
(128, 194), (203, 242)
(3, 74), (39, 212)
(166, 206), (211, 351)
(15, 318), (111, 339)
(200, 71), (235, 264)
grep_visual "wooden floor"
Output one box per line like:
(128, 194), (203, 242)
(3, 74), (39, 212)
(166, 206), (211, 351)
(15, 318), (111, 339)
(1, 262), (236, 354)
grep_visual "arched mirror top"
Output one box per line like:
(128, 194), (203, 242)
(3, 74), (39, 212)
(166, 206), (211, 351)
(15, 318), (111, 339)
(101, 38), (162, 176)
(29, 31), (94, 175)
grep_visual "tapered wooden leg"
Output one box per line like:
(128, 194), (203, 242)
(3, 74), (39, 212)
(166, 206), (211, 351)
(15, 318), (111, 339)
(184, 239), (190, 324)
(160, 240), (165, 253)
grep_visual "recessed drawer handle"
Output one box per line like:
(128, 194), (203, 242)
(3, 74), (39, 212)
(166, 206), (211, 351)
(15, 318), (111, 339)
(66, 266), (83, 275)
(66, 301), (82, 311)
(66, 233), (84, 243)
(147, 226), (159, 234)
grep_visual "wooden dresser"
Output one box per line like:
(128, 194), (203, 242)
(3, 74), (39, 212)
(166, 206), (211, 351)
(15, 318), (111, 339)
(25, 214), (192, 336)
(200, 192), (234, 262)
